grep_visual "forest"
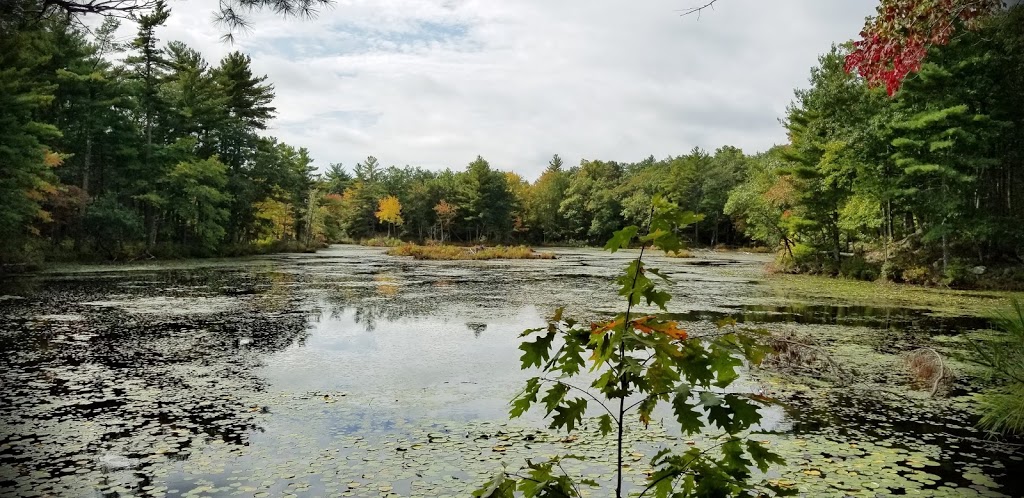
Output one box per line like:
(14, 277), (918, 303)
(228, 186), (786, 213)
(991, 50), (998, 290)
(3, 1), (1024, 290)
(3, 1), (1024, 497)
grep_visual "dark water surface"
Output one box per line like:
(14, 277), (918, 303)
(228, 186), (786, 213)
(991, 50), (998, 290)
(0, 246), (1021, 497)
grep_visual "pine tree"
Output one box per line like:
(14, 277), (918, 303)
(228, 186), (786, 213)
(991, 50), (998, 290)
(0, 16), (60, 262)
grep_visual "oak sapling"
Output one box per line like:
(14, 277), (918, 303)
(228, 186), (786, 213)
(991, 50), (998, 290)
(475, 196), (793, 498)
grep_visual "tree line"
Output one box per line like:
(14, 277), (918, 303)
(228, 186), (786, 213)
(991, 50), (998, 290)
(4, 1), (1024, 288)
(745, 5), (1024, 285)
(2, 1), (321, 263)
(318, 149), (753, 248)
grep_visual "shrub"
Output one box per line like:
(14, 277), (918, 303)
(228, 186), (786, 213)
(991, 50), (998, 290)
(880, 260), (903, 282)
(942, 261), (977, 288)
(903, 266), (933, 285)
(839, 254), (879, 281)
(787, 243), (837, 274)
(790, 243), (816, 261)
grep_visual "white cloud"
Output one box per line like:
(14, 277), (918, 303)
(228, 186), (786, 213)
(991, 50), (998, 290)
(136, 0), (877, 179)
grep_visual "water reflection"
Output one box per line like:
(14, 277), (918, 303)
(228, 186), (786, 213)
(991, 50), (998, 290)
(0, 269), (314, 496)
(0, 246), (1019, 497)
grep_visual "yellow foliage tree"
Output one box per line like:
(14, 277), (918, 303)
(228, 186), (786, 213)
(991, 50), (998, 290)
(433, 199), (458, 243)
(375, 195), (404, 237)
(254, 197), (293, 243)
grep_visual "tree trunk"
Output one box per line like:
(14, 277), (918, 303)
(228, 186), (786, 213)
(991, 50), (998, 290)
(942, 230), (949, 276)
(82, 135), (91, 195)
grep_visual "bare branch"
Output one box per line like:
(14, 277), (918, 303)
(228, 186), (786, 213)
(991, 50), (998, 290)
(679, 0), (719, 19)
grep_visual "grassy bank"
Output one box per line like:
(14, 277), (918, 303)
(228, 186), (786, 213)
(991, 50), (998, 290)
(766, 272), (1024, 316)
(386, 244), (555, 260)
(0, 240), (326, 275)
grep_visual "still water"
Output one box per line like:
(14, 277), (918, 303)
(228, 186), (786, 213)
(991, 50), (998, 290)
(0, 246), (1020, 497)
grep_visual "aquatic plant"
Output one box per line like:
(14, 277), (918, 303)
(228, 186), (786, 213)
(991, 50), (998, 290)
(763, 331), (851, 385)
(360, 236), (404, 247)
(905, 348), (953, 397)
(475, 196), (791, 497)
(386, 244), (555, 260)
(664, 248), (695, 258)
(974, 300), (1024, 434)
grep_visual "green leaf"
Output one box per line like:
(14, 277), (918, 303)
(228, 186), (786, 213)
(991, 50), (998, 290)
(726, 395), (763, 432)
(550, 397), (587, 432)
(592, 369), (619, 398)
(517, 465), (551, 498)
(540, 383), (569, 415)
(473, 469), (516, 497)
(510, 377), (541, 418)
(675, 340), (716, 387)
(719, 438), (752, 477)
(617, 260), (653, 306)
(519, 331), (555, 369)
(650, 469), (676, 498)
(671, 385), (705, 434)
(705, 394), (763, 433)
(637, 396), (657, 427)
(642, 287), (672, 310)
(646, 267), (671, 281)
(705, 393), (734, 431)
(518, 327), (546, 338)
(699, 391), (722, 407)
(558, 333), (586, 376)
(653, 232), (684, 255)
(604, 225), (639, 253)
(597, 414), (614, 437)
(746, 440), (785, 473)
(709, 346), (743, 388)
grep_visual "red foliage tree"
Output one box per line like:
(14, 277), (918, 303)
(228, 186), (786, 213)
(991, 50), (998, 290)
(844, 0), (1001, 95)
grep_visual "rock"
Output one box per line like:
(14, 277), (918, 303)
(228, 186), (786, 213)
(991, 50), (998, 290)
(971, 266), (986, 275)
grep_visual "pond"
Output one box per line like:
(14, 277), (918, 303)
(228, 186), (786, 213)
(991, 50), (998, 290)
(1, 245), (1021, 497)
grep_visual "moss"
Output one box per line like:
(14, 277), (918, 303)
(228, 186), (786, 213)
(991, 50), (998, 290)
(385, 244), (555, 260)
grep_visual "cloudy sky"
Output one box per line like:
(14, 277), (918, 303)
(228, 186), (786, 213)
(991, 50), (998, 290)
(137, 0), (877, 179)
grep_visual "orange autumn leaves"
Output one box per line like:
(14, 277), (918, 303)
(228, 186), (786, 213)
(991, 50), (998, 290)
(590, 315), (688, 341)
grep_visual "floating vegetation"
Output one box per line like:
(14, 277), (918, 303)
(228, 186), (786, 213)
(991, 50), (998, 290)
(360, 237), (404, 248)
(83, 296), (239, 315)
(385, 244), (556, 260)
(764, 273), (1024, 317)
(763, 331), (852, 384)
(0, 246), (1021, 497)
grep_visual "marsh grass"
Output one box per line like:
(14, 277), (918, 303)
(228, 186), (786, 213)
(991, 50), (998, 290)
(766, 273), (1024, 316)
(662, 249), (694, 258)
(386, 244), (556, 260)
(360, 237), (404, 247)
